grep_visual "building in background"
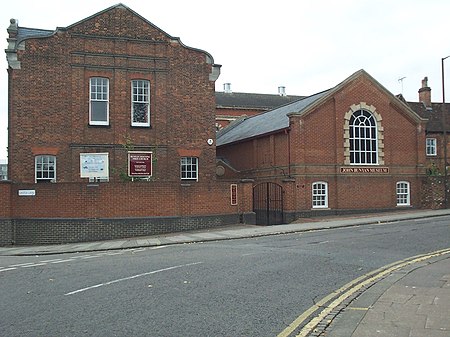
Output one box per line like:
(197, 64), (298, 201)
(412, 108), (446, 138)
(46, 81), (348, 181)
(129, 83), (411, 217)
(215, 84), (303, 130)
(0, 160), (7, 180)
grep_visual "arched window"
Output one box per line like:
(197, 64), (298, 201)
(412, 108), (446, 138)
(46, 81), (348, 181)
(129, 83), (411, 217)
(312, 182), (328, 208)
(344, 103), (384, 166)
(349, 109), (378, 164)
(396, 181), (410, 206)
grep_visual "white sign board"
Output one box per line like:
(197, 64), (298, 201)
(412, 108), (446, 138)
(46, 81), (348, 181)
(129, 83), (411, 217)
(18, 190), (36, 196)
(80, 153), (109, 179)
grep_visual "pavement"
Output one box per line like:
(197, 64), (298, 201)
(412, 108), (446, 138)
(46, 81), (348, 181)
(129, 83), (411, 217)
(1, 208), (450, 336)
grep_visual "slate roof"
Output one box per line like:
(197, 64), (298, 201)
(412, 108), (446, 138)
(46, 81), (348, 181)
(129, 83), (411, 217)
(216, 90), (330, 146)
(16, 27), (54, 44)
(406, 102), (450, 133)
(216, 92), (304, 110)
(216, 69), (429, 147)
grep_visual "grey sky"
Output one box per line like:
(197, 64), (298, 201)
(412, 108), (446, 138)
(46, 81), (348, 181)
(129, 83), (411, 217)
(1, 0), (450, 161)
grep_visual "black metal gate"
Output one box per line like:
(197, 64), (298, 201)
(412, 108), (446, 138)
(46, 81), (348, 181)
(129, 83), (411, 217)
(253, 182), (284, 225)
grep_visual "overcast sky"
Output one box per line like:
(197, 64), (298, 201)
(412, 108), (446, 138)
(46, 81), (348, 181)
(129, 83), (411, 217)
(1, 0), (450, 161)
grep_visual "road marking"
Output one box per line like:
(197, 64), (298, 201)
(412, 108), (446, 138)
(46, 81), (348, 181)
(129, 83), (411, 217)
(50, 259), (75, 264)
(278, 247), (450, 337)
(78, 255), (98, 259)
(0, 267), (17, 272)
(40, 258), (64, 263)
(347, 307), (369, 311)
(64, 261), (203, 296)
(151, 246), (167, 250)
(21, 263), (48, 268)
(8, 262), (35, 267)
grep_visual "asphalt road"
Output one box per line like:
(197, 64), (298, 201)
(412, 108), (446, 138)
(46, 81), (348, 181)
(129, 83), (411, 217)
(1, 216), (449, 337)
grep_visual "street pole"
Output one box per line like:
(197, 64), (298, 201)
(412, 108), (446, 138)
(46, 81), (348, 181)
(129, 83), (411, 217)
(442, 56), (450, 208)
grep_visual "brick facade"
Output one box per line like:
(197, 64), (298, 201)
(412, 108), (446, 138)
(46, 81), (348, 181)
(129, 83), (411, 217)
(0, 182), (12, 245)
(217, 71), (429, 218)
(7, 5), (219, 184)
(2, 5), (255, 245)
(2, 5), (445, 245)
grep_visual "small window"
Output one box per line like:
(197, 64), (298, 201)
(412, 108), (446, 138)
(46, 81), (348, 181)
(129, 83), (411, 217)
(396, 181), (410, 206)
(35, 155), (56, 183)
(312, 182), (328, 208)
(181, 157), (198, 181)
(131, 80), (150, 127)
(89, 77), (109, 125)
(426, 138), (437, 156)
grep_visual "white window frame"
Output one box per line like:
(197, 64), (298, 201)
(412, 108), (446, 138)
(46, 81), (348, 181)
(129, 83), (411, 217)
(131, 80), (150, 127)
(89, 77), (109, 126)
(35, 155), (56, 183)
(181, 157), (198, 181)
(396, 181), (410, 206)
(350, 109), (378, 165)
(426, 138), (437, 156)
(312, 181), (328, 208)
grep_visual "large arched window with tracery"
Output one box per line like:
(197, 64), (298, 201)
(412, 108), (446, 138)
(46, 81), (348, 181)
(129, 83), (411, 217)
(344, 103), (384, 166)
(349, 109), (378, 164)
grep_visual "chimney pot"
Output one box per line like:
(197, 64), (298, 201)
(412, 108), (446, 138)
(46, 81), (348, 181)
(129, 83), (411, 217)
(223, 83), (232, 93)
(418, 77), (431, 107)
(278, 86), (286, 96)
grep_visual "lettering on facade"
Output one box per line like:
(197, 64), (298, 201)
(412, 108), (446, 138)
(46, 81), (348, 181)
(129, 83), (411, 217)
(340, 167), (389, 174)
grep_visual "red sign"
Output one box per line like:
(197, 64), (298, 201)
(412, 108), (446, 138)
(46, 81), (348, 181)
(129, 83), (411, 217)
(340, 167), (389, 174)
(128, 152), (152, 177)
(230, 184), (238, 205)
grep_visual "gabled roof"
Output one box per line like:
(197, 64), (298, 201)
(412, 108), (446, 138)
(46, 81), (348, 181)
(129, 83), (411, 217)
(217, 69), (426, 147)
(65, 3), (174, 38)
(216, 92), (304, 110)
(216, 90), (330, 146)
(10, 3), (217, 65)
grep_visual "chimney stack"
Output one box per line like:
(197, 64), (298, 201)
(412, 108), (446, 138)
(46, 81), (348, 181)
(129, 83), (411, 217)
(278, 86), (286, 96)
(418, 77), (431, 107)
(223, 83), (232, 93)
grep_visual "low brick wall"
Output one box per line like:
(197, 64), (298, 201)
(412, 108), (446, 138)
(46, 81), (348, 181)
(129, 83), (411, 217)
(1, 180), (255, 245)
(0, 219), (13, 246)
(11, 213), (254, 245)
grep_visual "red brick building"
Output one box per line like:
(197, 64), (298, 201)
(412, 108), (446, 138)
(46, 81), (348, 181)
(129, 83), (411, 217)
(1, 4), (254, 245)
(1, 5), (448, 245)
(216, 70), (429, 223)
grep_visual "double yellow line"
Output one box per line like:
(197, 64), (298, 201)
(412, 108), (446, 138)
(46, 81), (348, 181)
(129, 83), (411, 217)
(278, 247), (450, 337)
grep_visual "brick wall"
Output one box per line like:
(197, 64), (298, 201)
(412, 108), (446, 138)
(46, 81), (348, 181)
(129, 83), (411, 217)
(0, 182), (12, 245)
(10, 181), (242, 218)
(4, 180), (254, 245)
(217, 72), (428, 216)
